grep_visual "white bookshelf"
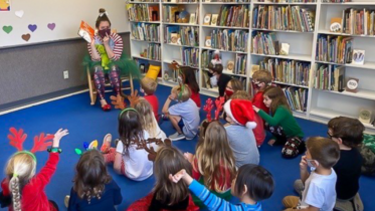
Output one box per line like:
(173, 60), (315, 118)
(127, 0), (375, 133)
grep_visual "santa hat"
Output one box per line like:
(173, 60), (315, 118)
(224, 99), (257, 129)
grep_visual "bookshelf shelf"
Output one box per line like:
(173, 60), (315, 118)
(131, 38), (161, 43)
(163, 22), (199, 26)
(202, 2), (251, 4)
(202, 47), (248, 54)
(163, 60), (199, 69)
(203, 25), (250, 30)
(164, 43), (200, 48)
(273, 81), (309, 89)
(318, 89), (375, 101)
(251, 53), (312, 62)
(130, 21), (161, 24)
(252, 28), (314, 34)
(202, 68), (247, 77)
(132, 55), (162, 62)
(253, 2), (317, 5)
(162, 2), (200, 4)
(318, 30), (375, 38)
(129, 1), (160, 4)
(321, 2), (375, 6)
(315, 61), (375, 70)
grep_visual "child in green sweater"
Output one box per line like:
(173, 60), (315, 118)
(253, 86), (305, 157)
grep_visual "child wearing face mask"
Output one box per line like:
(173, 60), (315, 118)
(283, 137), (340, 211)
(225, 78), (243, 100)
(140, 77), (159, 120)
(251, 70), (272, 114)
(208, 61), (231, 97)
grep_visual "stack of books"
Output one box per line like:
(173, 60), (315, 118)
(235, 54), (247, 75)
(314, 64), (345, 92)
(127, 4), (160, 22)
(164, 26), (199, 46)
(341, 8), (375, 36)
(210, 29), (249, 52)
(201, 50), (214, 68)
(131, 23), (160, 42)
(252, 31), (278, 55)
(253, 5), (315, 32)
(215, 5), (250, 28)
(259, 58), (310, 86)
(316, 35), (353, 64)
(282, 87), (308, 112)
(141, 43), (161, 61)
(181, 47), (199, 67)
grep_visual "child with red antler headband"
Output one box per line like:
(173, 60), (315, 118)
(0, 128), (69, 211)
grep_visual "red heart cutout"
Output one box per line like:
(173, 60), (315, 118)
(22, 34), (31, 41)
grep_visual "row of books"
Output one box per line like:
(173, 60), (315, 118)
(127, 4), (159, 22)
(257, 0), (316, 2)
(259, 58), (310, 86)
(282, 87), (308, 112)
(234, 54), (247, 75)
(316, 35), (353, 64)
(253, 5), (315, 32)
(162, 5), (199, 24)
(203, 0), (250, 2)
(131, 23), (160, 42)
(163, 26), (199, 46)
(201, 50), (214, 68)
(322, 0), (351, 2)
(210, 29), (249, 52)
(181, 47), (199, 67)
(215, 5), (250, 28)
(163, 0), (198, 2)
(341, 8), (375, 36)
(130, 0), (159, 2)
(251, 31), (278, 55)
(314, 64), (345, 92)
(141, 43), (161, 61)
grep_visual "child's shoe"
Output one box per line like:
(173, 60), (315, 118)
(169, 132), (186, 141)
(64, 195), (70, 208)
(100, 133), (112, 153)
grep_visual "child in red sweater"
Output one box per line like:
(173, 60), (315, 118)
(251, 70), (272, 114)
(0, 128), (69, 211)
(140, 77), (159, 120)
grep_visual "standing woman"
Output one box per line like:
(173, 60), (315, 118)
(85, 8), (139, 111)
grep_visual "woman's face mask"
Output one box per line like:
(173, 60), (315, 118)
(98, 28), (111, 38)
(225, 88), (234, 97)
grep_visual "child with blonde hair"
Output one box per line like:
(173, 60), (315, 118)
(0, 128), (69, 211)
(162, 85), (200, 141)
(127, 145), (199, 211)
(253, 86), (305, 157)
(185, 121), (237, 207)
(66, 150), (122, 211)
(140, 77), (159, 120)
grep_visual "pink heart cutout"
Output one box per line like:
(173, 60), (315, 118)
(47, 23), (56, 30)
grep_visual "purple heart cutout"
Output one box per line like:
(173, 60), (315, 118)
(28, 24), (37, 32)
(47, 23), (56, 30)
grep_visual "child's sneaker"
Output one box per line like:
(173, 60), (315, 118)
(100, 133), (112, 153)
(64, 195), (70, 208)
(169, 132), (186, 141)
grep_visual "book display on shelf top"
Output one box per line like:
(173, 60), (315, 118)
(127, 0), (375, 132)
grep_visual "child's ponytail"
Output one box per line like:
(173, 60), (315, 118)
(9, 176), (21, 211)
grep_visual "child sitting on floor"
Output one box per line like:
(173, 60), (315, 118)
(251, 70), (272, 114)
(140, 77), (159, 120)
(225, 78), (243, 100)
(169, 164), (274, 211)
(162, 85), (200, 141)
(127, 145), (199, 211)
(208, 62), (231, 98)
(134, 97), (166, 140)
(0, 128), (69, 211)
(283, 137), (340, 211)
(253, 86), (305, 158)
(66, 150), (122, 211)
(224, 99), (260, 167)
(179, 67), (201, 108)
(185, 121), (237, 207)
(101, 108), (154, 181)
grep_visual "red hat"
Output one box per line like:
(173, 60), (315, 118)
(224, 99), (257, 129)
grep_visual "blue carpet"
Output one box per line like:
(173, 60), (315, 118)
(0, 84), (374, 211)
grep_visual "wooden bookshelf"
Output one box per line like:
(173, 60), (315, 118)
(126, 0), (375, 133)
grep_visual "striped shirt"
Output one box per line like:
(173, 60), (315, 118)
(189, 180), (263, 211)
(87, 32), (123, 62)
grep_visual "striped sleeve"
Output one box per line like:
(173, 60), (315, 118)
(87, 40), (101, 62)
(188, 179), (244, 211)
(111, 33), (124, 61)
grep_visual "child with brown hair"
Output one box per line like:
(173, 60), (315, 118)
(251, 70), (272, 114)
(0, 128), (69, 211)
(66, 150), (122, 211)
(225, 78), (243, 100)
(179, 67), (201, 108)
(184, 121), (237, 207)
(162, 85), (200, 141)
(208, 62), (232, 97)
(253, 86), (304, 157)
(140, 77), (159, 120)
(169, 164), (275, 211)
(127, 145), (199, 211)
(283, 137), (340, 211)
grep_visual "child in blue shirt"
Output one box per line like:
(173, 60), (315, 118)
(169, 164), (274, 211)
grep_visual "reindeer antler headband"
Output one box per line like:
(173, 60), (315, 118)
(8, 127), (54, 162)
(203, 97), (225, 122)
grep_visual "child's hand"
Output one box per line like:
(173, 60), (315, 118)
(52, 129), (69, 148)
(300, 155), (308, 171)
(184, 152), (194, 163)
(168, 94), (176, 101)
(169, 169), (187, 183)
(103, 33), (110, 45)
(252, 105), (260, 113)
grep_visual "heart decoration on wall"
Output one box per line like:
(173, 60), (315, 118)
(15, 10), (24, 18)
(28, 24), (37, 32)
(2, 26), (13, 34)
(47, 23), (56, 30)
(22, 34), (31, 41)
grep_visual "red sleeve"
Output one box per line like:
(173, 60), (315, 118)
(29, 153), (60, 190)
(192, 157), (201, 180)
(1, 179), (10, 196)
(252, 91), (269, 113)
(111, 33), (123, 61)
(87, 38), (101, 62)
